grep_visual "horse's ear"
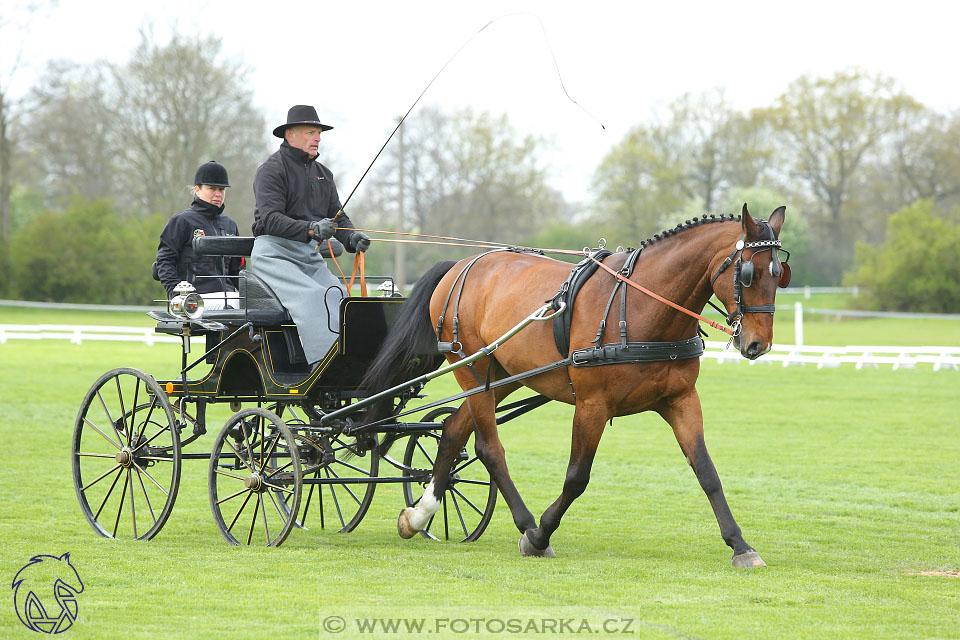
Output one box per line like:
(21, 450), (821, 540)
(769, 206), (786, 238)
(741, 203), (759, 236)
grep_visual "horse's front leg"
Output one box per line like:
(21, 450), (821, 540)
(659, 389), (765, 568)
(519, 401), (607, 558)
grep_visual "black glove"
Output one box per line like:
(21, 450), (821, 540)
(309, 218), (335, 242)
(350, 231), (371, 252)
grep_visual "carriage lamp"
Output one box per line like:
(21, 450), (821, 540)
(169, 281), (204, 319)
(377, 280), (398, 297)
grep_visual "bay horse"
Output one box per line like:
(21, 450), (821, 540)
(361, 205), (789, 567)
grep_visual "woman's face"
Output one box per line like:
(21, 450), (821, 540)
(195, 184), (227, 207)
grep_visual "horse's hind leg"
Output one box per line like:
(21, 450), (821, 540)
(397, 400), (476, 538)
(519, 401), (608, 557)
(659, 390), (766, 568)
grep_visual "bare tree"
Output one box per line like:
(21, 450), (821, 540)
(106, 29), (268, 227)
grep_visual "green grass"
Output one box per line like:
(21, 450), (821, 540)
(1, 332), (958, 638)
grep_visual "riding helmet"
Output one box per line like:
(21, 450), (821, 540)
(194, 161), (230, 187)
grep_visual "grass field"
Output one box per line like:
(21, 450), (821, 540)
(1, 307), (958, 638)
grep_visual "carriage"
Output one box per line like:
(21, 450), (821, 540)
(73, 206), (790, 566)
(71, 235), (544, 547)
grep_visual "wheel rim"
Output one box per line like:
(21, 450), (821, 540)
(72, 368), (180, 541)
(273, 404), (379, 533)
(208, 408), (301, 546)
(402, 408), (497, 542)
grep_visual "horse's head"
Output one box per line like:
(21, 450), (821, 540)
(710, 204), (790, 360)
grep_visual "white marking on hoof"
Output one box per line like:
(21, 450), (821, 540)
(398, 480), (442, 539)
(731, 550), (766, 568)
(518, 533), (556, 558)
(397, 508), (419, 539)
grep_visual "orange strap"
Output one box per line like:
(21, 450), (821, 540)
(326, 239), (350, 289)
(348, 250), (368, 297)
(587, 255), (734, 336)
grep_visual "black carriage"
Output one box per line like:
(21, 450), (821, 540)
(71, 237), (511, 546)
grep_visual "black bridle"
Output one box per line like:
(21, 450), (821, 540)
(709, 232), (791, 334)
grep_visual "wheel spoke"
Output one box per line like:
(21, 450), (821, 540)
(112, 469), (129, 537)
(259, 493), (270, 545)
(449, 485), (485, 517)
(450, 478), (491, 487)
(449, 491), (468, 538)
(131, 422), (173, 454)
(415, 439), (436, 467)
(83, 417), (121, 450)
(96, 389), (124, 445)
(258, 432), (282, 474)
(77, 451), (118, 459)
(223, 438), (256, 474)
(131, 461), (170, 497)
(246, 495), (259, 545)
(134, 467), (157, 525)
(83, 463), (122, 492)
(217, 486), (252, 505)
(128, 469), (138, 538)
(133, 396), (160, 446)
(324, 466), (362, 506)
(267, 489), (288, 521)
(331, 457), (373, 476)
(452, 455), (482, 475)
(214, 468), (248, 482)
(261, 481), (295, 495)
(227, 490), (254, 533)
(324, 468), (346, 527)
(93, 467), (124, 519)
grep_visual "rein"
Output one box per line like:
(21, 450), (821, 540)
(586, 255), (736, 336)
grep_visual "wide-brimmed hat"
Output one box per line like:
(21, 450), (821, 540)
(272, 105), (334, 138)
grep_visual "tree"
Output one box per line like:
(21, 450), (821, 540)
(353, 108), (567, 278)
(8, 198), (162, 303)
(844, 199), (960, 313)
(108, 29), (267, 225)
(764, 69), (921, 228)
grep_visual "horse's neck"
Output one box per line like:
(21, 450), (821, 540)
(629, 225), (737, 339)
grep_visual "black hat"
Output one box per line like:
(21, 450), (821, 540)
(272, 105), (334, 138)
(194, 161), (230, 187)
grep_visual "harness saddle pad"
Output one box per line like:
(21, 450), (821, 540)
(549, 250), (612, 357)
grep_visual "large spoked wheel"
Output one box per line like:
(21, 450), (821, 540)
(208, 408), (301, 546)
(72, 368), (181, 540)
(402, 407), (497, 542)
(273, 403), (380, 533)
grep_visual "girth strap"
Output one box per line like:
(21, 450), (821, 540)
(571, 336), (705, 367)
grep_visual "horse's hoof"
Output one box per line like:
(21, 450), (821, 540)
(518, 533), (556, 558)
(397, 508), (419, 539)
(732, 550), (766, 568)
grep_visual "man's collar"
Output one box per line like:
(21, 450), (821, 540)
(280, 139), (318, 163)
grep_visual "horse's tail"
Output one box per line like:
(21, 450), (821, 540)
(358, 260), (457, 452)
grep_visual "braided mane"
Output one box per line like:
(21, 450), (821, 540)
(636, 213), (742, 250)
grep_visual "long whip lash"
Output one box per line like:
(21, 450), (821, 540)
(333, 13), (604, 221)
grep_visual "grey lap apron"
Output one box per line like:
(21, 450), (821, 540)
(249, 235), (345, 364)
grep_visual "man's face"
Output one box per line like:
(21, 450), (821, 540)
(286, 125), (322, 156)
(195, 184), (227, 207)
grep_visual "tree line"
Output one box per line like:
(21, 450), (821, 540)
(1, 24), (958, 310)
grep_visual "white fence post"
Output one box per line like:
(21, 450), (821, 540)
(794, 302), (804, 346)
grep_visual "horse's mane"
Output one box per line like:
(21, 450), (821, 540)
(634, 213), (742, 250)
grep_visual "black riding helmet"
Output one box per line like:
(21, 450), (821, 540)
(194, 161), (230, 187)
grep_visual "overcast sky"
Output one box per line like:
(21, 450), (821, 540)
(5, 0), (959, 204)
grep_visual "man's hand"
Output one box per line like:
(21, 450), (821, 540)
(350, 231), (371, 252)
(309, 218), (335, 241)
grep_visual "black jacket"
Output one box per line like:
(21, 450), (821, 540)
(252, 141), (357, 248)
(156, 196), (242, 295)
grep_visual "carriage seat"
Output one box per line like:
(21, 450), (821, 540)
(189, 235), (343, 326)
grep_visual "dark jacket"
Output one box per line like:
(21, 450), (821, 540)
(156, 196), (242, 295)
(252, 141), (357, 249)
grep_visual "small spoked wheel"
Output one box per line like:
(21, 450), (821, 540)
(72, 368), (181, 540)
(402, 407), (497, 542)
(208, 408), (301, 546)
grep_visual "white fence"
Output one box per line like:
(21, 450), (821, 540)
(0, 324), (179, 346)
(2, 324), (958, 371)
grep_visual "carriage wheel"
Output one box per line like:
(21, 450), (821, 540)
(208, 408), (301, 546)
(273, 404), (379, 533)
(402, 407), (497, 542)
(72, 368), (181, 540)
